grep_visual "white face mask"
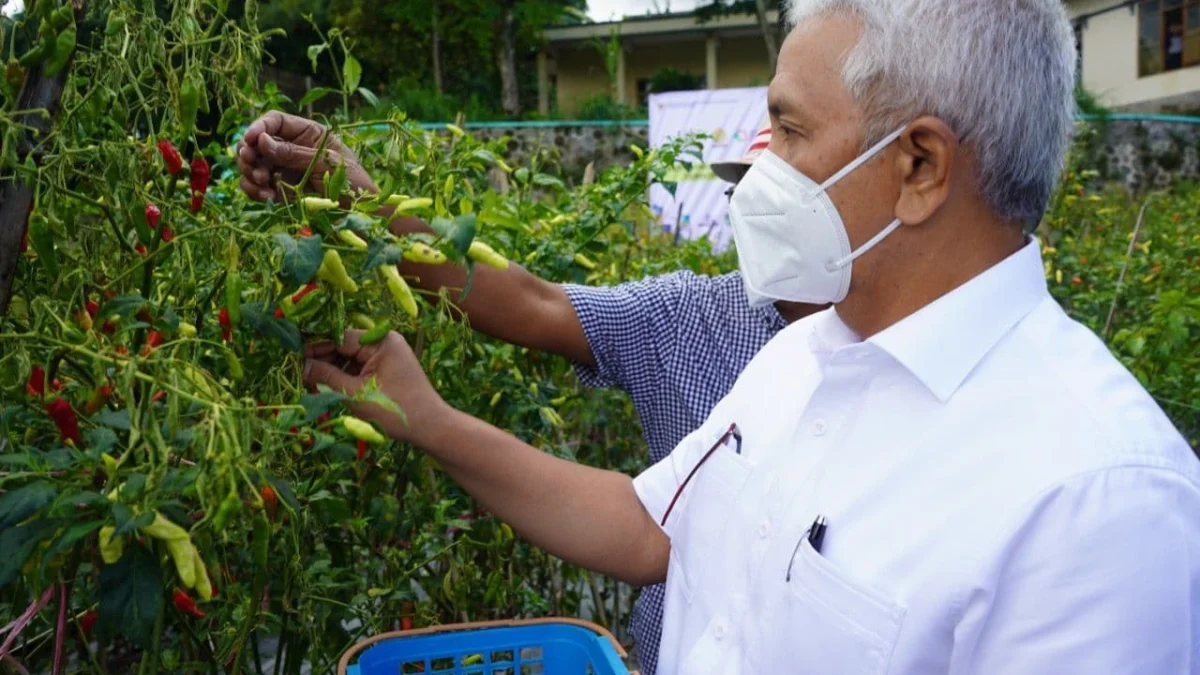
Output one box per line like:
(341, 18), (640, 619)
(729, 126), (908, 307)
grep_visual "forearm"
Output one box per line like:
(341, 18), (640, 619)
(416, 405), (668, 586)
(388, 215), (595, 366)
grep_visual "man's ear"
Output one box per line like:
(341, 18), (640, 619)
(894, 116), (957, 225)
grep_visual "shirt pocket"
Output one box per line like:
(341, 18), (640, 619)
(667, 443), (753, 604)
(766, 539), (906, 674)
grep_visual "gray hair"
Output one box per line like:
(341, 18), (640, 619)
(787, 0), (1077, 228)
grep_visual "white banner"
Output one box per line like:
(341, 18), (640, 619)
(647, 87), (768, 252)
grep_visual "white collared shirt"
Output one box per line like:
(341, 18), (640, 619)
(634, 239), (1200, 675)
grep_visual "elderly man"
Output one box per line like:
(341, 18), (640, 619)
(238, 117), (814, 673)
(301, 0), (1200, 672)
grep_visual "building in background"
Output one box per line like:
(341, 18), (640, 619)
(1072, 0), (1200, 112)
(539, 9), (781, 117)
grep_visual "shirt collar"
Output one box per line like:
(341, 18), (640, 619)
(862, 238), (1049, 402)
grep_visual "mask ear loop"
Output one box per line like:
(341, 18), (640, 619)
(827, 217), (903, 271)
(818, 125), (910, 193)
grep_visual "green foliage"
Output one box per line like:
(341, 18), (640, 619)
(575, 93), (644, 120)
(647, 66), (706, 94)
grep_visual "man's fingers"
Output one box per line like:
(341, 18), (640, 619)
(239, 177), (275, 203)
(303, 359), (363, 395)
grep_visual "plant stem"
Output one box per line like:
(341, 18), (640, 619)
(137, 592), (167, 675)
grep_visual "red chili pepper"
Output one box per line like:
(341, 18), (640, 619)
(291, 281), (319, 304)
(160, 225), (175, 243)
(157, 140), (184, 175)
(172, 589), (206, 618)
(85, 300), (100, 318)
(145, 202), (161, 230)
(80, 609), (98, 638)
(26, 365), (46, 397)
(261, 484), (278, 521)
(114, 345), (129, 356)
(273, 307), (285, 319)
(101, 321), (117, 335)
(218, 308), (233, 342)
(135, 244), (148, 257)
(46, 398), (82, 446)
(141, 331), (164, 357)
(137, 308), (154, 324)
(190, 157), (211, 195)
(51, 378), (63, 392)
(316, 412), (330, 425)
(356, 439), (368, 461)
(298, 226), (313, 237)
(190, 192), (204, 214)
(151, 390), (166, 403)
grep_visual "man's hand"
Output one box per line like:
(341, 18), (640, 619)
(302, 329), (449, 445)
(303, 331), (666, 587)
(236, 111), (376, 202)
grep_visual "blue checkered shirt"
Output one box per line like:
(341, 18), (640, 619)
(563, 270), (786, 675)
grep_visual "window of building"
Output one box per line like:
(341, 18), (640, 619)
(1140, 0), (1200, 77)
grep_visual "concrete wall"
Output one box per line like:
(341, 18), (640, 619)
(715, 36), (773, 89)
(554, 47), (611, 116)
(551, 34), (774, 116)
(1072, 0), (1200, 111)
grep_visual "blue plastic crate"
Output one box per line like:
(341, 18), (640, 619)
(340, 620), (632, 675)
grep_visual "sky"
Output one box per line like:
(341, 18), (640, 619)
(587, 0), (703, 22)
(2, 0), (693, 23)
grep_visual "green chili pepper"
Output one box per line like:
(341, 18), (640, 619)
(211, 488), (241, 531)
(317, 249), (359, 293)
(225, 271), (242, 324)
(105, 13), (126, 37)
(224, 347), (244, 381)
(179, 76), (200, 137)
(27, 215), (58, 278)
(360, 320), (391, 345)
(43, 26), (76, 77)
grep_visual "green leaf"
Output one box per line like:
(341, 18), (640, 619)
(361, 240), (403, 275)
(0, 481), (56, 530)
(340, 212), (377, 234)
(96, 409), (131, 430)
(471, 149), (498, 166)
(343, 54), (362, 93)
(99, 545), (163, 649)
(0, 519), (58, 589)
(306, 43), (327, 72)
(272, 233), (324, 287)
(661, 181), (678, 198)
(428, 215), (477, 255)
(41, 520), (104, 576)
(120, 473), (147, 500)
(84, 427), (118, 454)
(112, 503), (154, 535)
(297, 86), (336, 109)
(242, 303), (304, 353)
(532, 173), (565, 191)
(264, 474), (300, 511)
(97, 294), (146, 320)
(357, 87), (379, 107)
(357, 390), (406, 425)
(450, 214), (477, 255)
(300, 388), (348, 423)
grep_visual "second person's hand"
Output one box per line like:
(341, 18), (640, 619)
(236, 111), (377, 202)
(302, 329), (450, 445)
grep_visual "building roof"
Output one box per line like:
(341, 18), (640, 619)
(545, 9), (781, 46)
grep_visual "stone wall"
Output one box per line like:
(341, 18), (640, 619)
(1088, 118), (1200, 191)
(444, 123), (650, 182)
(441, 117), (1200, 190)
